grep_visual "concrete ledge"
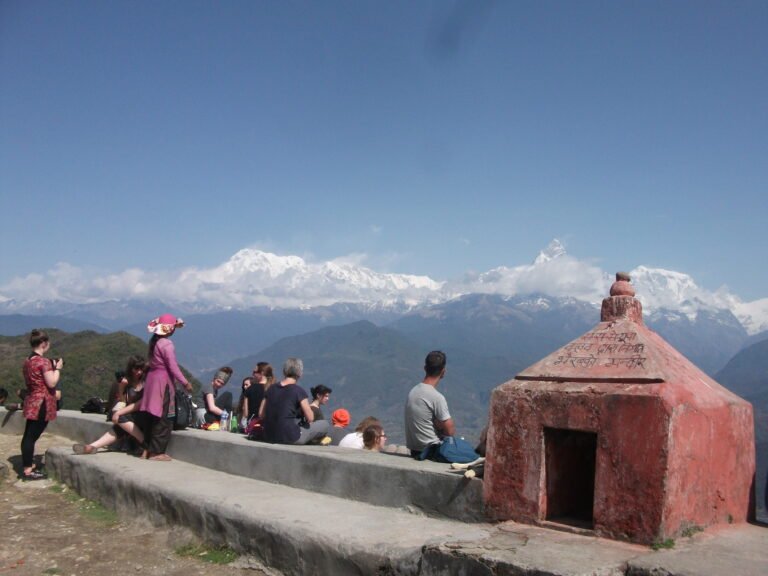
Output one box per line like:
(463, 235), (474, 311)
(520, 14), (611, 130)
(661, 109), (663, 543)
(2, 410), (485, 522)
(45, 446), (491, 576)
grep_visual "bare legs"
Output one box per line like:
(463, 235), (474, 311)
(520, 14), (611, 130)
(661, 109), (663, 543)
(74, 419), (145, 454)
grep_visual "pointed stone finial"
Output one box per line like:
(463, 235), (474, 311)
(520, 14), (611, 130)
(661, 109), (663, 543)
(602, 272), (643, 324)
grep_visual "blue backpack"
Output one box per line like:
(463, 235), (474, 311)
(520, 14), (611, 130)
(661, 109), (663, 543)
(419, 436), (479, 464)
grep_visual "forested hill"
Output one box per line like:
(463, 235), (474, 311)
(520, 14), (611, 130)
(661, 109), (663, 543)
(0, 329), (199, 410)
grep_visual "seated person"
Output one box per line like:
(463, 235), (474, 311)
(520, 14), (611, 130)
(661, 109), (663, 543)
(405, 350), (479, 463)
(362, 424), (387, 452)
(200, 367), (234, 424)
(338, 416), (381, 449)
(73, 355), (148, 455)
(309, 384), (332, 421)
(241, 361), (274, 428)
(327, 408), (351, 446)
(405, 350), (454, 458)
(259, 357), (328, 445)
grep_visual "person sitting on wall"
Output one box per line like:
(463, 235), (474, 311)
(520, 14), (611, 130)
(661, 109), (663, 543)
(405, 350), (455, 458)
(405, 350), (480, 463)
(200, 367), (234, 424)
(73, 355), (148, 455)
(362, 424), (387, 452)
(338, 416), (381, 449)
(242, 362), (274, 429)
(308, 384), (332, 421)
(259, 357), (329, 445)
(327, 408), (351, 445)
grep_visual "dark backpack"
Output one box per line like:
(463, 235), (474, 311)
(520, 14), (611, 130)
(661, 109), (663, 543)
(80, 397), (105, 414)
(173, 387), (194, 430)
(246, 417), (264, 441)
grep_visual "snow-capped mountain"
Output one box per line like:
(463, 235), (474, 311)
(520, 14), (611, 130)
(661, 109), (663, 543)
(0, 240), (766, 335)
(0, 249), (446, 313)
(630, 265), (768, 335)
(533, 238), (568, 264)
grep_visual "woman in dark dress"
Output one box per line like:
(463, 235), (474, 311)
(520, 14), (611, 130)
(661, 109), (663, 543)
(73, 355), (148, 455)
(259, 358), (328, 445)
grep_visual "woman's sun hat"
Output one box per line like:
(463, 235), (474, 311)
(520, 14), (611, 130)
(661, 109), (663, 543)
(147, 313), (185, 336)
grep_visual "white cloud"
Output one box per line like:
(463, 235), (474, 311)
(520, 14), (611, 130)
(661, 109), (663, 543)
(450, 255), (611, 303)
(449, 239), (611, 303)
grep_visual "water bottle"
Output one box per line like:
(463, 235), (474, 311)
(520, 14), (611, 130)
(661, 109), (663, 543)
(220, 409), (229, 432)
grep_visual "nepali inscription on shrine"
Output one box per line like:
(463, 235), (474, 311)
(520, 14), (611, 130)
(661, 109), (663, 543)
(550, 329), (648, 370)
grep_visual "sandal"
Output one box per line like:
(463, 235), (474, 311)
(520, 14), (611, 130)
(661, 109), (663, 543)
(22, 470), (47, 481)
(148, 453), (172, 461)
(72, 444), (95, 455)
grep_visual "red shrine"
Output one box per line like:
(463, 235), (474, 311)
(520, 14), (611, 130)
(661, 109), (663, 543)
(483, 273), (755, 544)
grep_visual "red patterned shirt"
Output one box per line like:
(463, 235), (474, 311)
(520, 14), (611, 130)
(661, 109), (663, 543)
(22, 354), (58, 422)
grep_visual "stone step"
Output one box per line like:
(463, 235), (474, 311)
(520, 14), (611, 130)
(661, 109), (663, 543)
(38, 442), (768, 576)
(46, 445), (491, 576)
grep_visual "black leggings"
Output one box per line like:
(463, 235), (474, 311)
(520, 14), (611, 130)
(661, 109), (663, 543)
(21, 402), (49, 468)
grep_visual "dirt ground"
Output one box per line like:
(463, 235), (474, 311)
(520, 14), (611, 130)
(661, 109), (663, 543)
(0, 430), (272, 576)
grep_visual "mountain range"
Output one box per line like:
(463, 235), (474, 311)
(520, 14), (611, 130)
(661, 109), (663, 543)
(2, 240), (767, 337)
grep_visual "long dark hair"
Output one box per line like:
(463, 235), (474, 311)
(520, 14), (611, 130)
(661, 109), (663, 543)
(125, 355), (148, 385)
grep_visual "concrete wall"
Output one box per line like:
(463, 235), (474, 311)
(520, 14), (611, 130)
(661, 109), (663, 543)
(1, 409), (485, 522)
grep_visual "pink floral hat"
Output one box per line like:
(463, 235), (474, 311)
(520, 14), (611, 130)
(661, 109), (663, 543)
(147, 313), (185, 336)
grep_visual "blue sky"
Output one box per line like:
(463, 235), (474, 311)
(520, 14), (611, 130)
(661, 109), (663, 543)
(1, 1), (766, 300)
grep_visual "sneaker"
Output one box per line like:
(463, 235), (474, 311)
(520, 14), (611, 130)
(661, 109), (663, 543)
(22, 470), (47, 481)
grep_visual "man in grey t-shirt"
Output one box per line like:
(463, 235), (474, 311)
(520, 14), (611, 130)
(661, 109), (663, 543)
(405, 351), (456, 457)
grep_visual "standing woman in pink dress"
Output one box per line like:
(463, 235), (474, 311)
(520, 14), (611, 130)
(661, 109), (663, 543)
(20, 329), (62, 480)
(137, 314), (191, 461)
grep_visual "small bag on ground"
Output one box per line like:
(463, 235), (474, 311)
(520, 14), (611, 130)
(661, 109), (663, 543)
(80, 397), (106, 414)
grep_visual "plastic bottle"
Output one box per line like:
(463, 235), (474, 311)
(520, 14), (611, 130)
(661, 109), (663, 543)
(220, 409), (229, 432)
